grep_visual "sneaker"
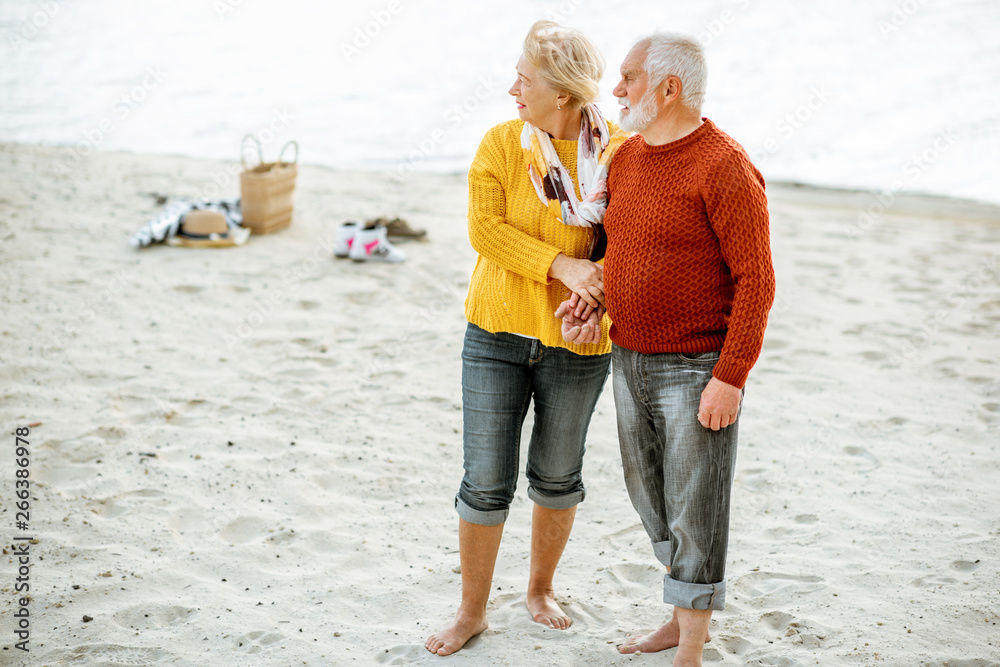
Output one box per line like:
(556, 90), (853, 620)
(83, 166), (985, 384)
(370, 216), (426, 240)
(333, 221), (359, 258)
(349, 223), (406, 263)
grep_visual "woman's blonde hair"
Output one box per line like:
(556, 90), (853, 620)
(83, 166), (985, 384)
(522, 20), (605, 108)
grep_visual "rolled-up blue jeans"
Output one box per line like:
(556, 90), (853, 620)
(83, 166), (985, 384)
(456, 323), (611, 526)
(612, 344), (740, 611)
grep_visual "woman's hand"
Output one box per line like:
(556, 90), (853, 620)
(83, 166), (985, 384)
(547, 253), (604, 309)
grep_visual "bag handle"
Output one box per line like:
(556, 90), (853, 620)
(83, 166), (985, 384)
(241, 134), (264, 170)
(277, 140), (299, 166)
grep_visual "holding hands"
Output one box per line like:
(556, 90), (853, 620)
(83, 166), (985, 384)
(554, 292), (603, 345)
(549, 253), (605, 346)
(554, 285), (742, 433)
(548, 254), (604, 310)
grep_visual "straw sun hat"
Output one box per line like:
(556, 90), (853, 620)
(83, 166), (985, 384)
(166, 210), (250, 247)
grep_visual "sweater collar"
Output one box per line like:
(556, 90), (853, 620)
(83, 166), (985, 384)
(637, 117), (713, 154)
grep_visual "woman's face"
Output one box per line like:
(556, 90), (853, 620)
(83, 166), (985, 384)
(509, 55), (563, 130)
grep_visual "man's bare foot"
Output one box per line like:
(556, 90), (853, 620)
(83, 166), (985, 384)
(618, 616), (710, 654)
(526, 589), (572, 629)
(425, 612), (488, 656)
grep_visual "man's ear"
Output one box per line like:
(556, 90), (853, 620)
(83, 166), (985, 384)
(661, 75), (684, 106)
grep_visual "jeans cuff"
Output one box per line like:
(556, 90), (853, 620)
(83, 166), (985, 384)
(652, 540), (671, 568)
(526, 486), (585, 510)
(663, 575), (726, 611)
(455, 495), (508, 526)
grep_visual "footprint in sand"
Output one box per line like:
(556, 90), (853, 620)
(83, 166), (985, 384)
(760, 610), (796, 631)
(168, 506), (204, 534)
(91, 489), (165, 519)
(715, 634), (753, 657)
(559, 598), (615, 629)
(234, 630), (285, 654)
(38, 462), (101, 488)
(265, 527), (297, 546)
(760, 611), (833, 648)
(85, 425), (130, 442)
(298, 300), (320, 310)
(701, 647), (726, 662)
(48, 643), (173, 665)
(598, 522), (646, 546)
(910, 574), (960, 587)
(219, 516), (269, 544)
(375, 644), (430, 664)
(112, 604), (197, 629)
(736, 468), (771, 492)
(732, 572), (826, 600)
(949, 559), (982, 573)
(843, 445), (881, 472)
(600, 562), (664, 598)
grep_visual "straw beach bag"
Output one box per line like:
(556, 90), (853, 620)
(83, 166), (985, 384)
(239, 135), (298, 234)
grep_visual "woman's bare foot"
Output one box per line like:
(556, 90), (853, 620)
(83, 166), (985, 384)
(425, 612), (488, 656)
(618, 616), (710, 654)
(526, 589), (572, 629)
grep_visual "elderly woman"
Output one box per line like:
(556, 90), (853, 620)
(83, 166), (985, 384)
(426, 21), (625, 656)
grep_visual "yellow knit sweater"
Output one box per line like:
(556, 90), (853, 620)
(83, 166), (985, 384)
(464, 118), (623, 355)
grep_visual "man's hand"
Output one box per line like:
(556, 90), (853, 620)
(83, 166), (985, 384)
(697, 377), (741, 431)
(555, 296), (603, 345)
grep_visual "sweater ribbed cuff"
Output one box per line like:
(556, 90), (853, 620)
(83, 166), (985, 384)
(712, 360), (748, 390)
(534, 245), (562, 285)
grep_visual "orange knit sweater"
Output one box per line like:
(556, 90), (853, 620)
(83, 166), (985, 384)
(464, 118), (625, 355)
(603, 119), (775, 388)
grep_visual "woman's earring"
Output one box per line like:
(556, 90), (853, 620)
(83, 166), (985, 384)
(558, 104), (562, 110)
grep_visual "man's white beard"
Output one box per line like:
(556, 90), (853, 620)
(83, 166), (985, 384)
(618, 91), (657, 133)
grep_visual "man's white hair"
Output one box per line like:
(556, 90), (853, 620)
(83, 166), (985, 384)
(638, 32), (708, 112)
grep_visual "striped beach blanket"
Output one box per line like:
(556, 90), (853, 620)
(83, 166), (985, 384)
(130, 197), (243, 248)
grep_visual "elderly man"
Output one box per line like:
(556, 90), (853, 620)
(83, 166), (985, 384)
(558, 33), (775, 666)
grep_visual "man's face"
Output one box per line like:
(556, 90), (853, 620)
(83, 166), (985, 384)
(613, 45), (656, 133)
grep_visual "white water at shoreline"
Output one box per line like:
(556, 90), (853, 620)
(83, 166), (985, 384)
(2, 0), (998, 205)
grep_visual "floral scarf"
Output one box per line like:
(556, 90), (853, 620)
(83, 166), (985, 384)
(520, 103), (623, 229)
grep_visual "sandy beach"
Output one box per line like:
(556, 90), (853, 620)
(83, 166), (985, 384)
(1, 141), (999, 666)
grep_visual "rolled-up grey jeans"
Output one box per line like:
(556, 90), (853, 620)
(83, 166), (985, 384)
(611, 344), (740, 611)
